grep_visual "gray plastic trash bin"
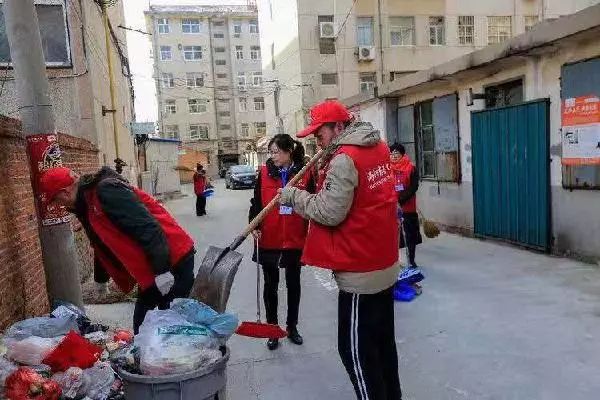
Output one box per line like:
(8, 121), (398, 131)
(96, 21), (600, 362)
(119, 347), (229, 400)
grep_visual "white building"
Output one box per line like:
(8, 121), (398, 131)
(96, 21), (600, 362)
(145, 4), (267, 175)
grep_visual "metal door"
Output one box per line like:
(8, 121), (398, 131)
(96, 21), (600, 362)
(471, 99), (550, 250)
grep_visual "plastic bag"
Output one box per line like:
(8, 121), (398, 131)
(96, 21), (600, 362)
(52, 367), (88, 399)
(83, 362), (115, 400)
(170, 298), (239, 339)
(4, 367), (61, 400)
(5, 336), (61, 365)
(135, 309), (220, 376)
(4, 316), (77, 341)
(42, 331), (102, 372)
(0, 357), (17, 393)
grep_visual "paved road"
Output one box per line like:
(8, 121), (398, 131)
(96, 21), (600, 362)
(88, 180), (600, 400)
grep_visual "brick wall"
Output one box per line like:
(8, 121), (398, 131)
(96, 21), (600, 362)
(0, 116), (99, 330)
(179, 146), (209, 183)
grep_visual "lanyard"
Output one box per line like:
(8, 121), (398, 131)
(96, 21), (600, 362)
(279, 167), (289, 187)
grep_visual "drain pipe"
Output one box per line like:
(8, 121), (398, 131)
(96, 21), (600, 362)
(377, 0), (384, 85)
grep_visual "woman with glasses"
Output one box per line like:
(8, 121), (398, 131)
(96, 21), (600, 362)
(249, 134), (315, 350)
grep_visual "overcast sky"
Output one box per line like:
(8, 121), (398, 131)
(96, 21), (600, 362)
(122, 0), (247, 122)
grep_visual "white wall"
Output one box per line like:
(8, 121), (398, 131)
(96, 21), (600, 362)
(145, 139), (182, 195)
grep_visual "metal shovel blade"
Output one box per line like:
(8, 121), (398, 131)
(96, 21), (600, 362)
(190, 245), (243, 313)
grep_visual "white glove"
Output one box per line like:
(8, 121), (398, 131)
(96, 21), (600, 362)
(155, 272), (175, 296)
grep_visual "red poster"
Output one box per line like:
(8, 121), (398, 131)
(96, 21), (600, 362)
(26, 134), (70, 226)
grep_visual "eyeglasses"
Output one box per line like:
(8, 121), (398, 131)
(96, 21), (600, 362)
(269, 148), (282, 156)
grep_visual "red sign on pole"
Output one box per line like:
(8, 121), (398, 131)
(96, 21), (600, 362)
(26, 134), (71, 226)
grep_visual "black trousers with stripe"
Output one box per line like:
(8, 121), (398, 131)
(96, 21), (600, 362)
(338, 287), (402, 400)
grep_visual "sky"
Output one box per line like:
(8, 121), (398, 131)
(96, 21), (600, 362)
(122, 0), (247, 122)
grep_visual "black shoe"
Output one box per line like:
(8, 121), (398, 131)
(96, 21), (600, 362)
(287, 326), (303, 345)
(267, 338), (279, 350)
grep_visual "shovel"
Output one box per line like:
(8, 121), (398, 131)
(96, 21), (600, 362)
(190, 146), (327, 314)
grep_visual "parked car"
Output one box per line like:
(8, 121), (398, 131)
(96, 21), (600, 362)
(219, 163), (235, 178)
(225, 165), (257, 189)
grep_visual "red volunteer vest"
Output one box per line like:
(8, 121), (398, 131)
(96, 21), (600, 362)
(301, 142), (399, 272)
(85, 187), (195, 293)
(258, 165), (309, 250)
(392, 156), (417, 213)
(193, 173), (207, 195)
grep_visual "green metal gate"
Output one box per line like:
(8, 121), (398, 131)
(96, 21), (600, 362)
(471, 100), (550, 250)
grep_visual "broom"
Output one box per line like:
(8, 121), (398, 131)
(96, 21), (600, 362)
(418, 209), (440, 239)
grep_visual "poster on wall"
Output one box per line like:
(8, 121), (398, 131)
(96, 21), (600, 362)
(26, 134), (71, 226)
(561, 95), (600, 165)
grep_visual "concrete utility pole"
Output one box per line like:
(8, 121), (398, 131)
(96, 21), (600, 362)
(3, 0), (83, 308)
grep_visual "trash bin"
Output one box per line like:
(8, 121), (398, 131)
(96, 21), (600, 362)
(118, 347), (229, 400)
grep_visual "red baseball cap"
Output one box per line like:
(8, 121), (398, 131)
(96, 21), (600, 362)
(297, 100), (352, 138)
(39, 167), (75, 202)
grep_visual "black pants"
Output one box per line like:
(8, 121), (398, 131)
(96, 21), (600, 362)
(400, 213), (422, 266)
(196, 195), (206, 216)
(133, 254), (195, 334)
(338, 287), (402, 400)
(261, 251), (301, 328)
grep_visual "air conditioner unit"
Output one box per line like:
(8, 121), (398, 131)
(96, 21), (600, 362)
(358, 46), (375, 61)
(319, 22), (336, 38)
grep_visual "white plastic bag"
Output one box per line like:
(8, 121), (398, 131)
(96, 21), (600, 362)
(52, 367), (89, 399)
(4, 316), (77, 341)
(135, 310), (220, 376)
(83, 362), (115, 400)
(4, 336), (62, 365)
(0, 357), (17, 392)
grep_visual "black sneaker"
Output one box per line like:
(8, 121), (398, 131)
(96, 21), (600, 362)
(287, 326), (304, 345)
(267, 338), (279, 351)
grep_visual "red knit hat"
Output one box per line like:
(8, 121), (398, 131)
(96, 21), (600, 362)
(297, 100), (352, 138)
(39, 167), (75, 202)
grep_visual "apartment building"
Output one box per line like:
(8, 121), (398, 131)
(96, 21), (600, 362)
(258, 0), (600, 148)
(145, 4), (267, 174)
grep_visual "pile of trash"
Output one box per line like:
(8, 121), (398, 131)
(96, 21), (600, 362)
(0, 299), (238, 399)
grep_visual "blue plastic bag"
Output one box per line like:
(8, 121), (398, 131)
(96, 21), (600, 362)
(393, 282), (417, 302)
(170, 299), (238, 339)
(397, 267), (424, 285)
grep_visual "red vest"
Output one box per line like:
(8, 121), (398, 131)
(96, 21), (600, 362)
(258, 165), (309, 250)
(85, 187), (195, 293)
(193, 173), (206, 195)
(392, 156), (417, 213)
(301, 142), (399, 272)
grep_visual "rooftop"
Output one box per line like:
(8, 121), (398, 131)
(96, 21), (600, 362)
(145, 4), (257, 16)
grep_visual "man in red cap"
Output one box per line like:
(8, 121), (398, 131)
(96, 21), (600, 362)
(279, 100), (402, 399)
(40, 166), (195, 333)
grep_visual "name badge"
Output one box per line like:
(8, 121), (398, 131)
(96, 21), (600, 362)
(279, 205), (293, 215)
(395, 184), (405, 192)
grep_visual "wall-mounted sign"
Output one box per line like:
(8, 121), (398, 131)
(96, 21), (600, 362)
(561, 95), (600, 165)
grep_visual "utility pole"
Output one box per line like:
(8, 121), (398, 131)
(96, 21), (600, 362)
(3, 0), (83, 308)
(267, 79), (284, 134)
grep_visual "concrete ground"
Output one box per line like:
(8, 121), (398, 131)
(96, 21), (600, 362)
(87, 181), (600, 400)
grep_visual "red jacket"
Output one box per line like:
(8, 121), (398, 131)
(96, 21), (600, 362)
(193, 172), (207, 195)
(391, 155), (417, 213)
(301, 142), (399, 272)
(258, 165), (310, 250)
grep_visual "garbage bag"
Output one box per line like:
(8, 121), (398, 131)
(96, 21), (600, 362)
(52, 367), (89, 399)
(42, 331), (102, 372)
(4, 367), (61, 400)
(0, 357), (18, 393)
(5, 336), (61, 365)
(51, 301), (108, 335)
(4, 316), (77, 341)
(135, 309), (220, 376)
(393, 282), (417, 302)
(170, 298), (239, 339)
(83, 362), (115, 400)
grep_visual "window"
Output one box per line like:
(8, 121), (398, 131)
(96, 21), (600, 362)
(524, 15), (539, 32)
(183, 46), (202, 60)
(249, 19), (259, 34)
(239, 97), (248, 112)
(158, 18), (169, 34)
(487, 16), (512, 44)
(214, 47), (225, 53)
(458, 16), (474, 45)
(254, 97), (265, 111)
(1, 3), (71, 65)
(255, 122), (267, 136)
(188, 99), (207, 114)
(484, 79), (523, 108)
(160, 46), (172, 61)
(236, 46), (244, 60)
(241, 123), (250, 137)
(215, 59), (226, 65)
(220, 124), (231, 130)
(416, 101), (435, 177)
(250, 46), (261, 60)
(359, 72), (376, 94)
(318, 15), (336, 55)
(233, 21), (242, 36)
(216, 73), (227, 78)
(213, 21), (224, 27)
(186, 72), (204, 87)
(165, 125), (179, 139)
(218, 111), (230, 117)
(182, 18), (200, 34)
(237, 72), (247, 90)
(161, 73), (174, 88)
(321, 73), (338, 85)
(357, 17), (374, 46)
(390, 16), (415, 46)
(252, 72), (263, 86)
(429, 16), (445, 45)
(189, 124), (209, 140)
(164, 100), (176, 114)
(213, 33), (224, 38)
